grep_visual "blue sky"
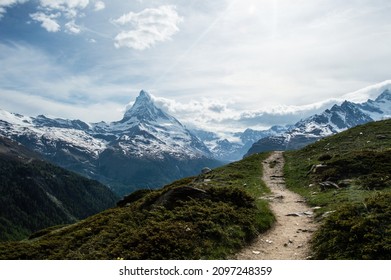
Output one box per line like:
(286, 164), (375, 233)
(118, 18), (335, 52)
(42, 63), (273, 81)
(1, 0), (391, 133)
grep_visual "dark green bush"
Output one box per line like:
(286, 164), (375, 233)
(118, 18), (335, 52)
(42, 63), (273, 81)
(207, 187), (255, 208)
(318, 154), (333, 161)
(359, 173), (390, 190)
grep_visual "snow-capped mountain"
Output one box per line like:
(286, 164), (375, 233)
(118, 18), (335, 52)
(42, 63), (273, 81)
(246, 89), (391, 156)
(92, 90), (212, 160)
(0, 90), (221, 196)
(192, 125), (289, 162)
(357, 89), (391, 119)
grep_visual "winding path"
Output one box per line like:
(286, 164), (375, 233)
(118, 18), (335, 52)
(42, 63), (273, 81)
(235, 151), (318, 260)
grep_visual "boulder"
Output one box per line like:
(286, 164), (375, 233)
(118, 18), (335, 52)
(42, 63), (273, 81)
(376, 134), (387, 140)
(201, 167), (212, 174)
(338, 179), (355, 188)
(117, 189), (151, 207)
(154, 186), (210, 209)
(308, 164), (328, 175)
(319, 181), (340, 191)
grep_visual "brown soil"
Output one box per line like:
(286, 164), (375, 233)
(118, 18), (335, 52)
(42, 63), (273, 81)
(234, 151), (318, 260)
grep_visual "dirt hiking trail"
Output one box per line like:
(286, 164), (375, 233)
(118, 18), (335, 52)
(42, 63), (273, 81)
(235, 151), (318, 260)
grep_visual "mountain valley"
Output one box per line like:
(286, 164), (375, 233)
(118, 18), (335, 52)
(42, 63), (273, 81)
(0, 136), (118, 241)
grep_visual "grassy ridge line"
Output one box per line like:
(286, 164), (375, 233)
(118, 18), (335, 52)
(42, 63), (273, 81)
(283, 119), (391, 259)
(0, 153), (274, 260)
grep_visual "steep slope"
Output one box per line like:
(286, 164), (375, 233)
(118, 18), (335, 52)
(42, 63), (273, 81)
(0, 90), (222, 196)
(0, 153), (274, 260)
(0, 137), (118, 242)
(0, 110), (105, 178)
(284, 119), (391, 259)
(246, 89), (391, 156)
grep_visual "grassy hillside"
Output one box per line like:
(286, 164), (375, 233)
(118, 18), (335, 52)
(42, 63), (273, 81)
(0, 137), (118, 242)
(0, 153), (274, 260)
(284, 119), (391, 259)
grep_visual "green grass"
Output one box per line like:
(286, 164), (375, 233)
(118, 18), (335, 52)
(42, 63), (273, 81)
(284, 119), (391, 259)
(0, 153), (274, 260)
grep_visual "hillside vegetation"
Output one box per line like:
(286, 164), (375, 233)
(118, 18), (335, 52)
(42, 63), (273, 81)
(0, 137), (118, 242)
(0, 153), (274, 260)
(284, 119), (391, 259)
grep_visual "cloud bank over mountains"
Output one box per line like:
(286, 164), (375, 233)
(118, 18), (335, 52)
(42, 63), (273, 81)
(1, 1), (391, 134)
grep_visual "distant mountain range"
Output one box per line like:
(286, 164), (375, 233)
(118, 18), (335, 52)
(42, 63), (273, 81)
(0, 136), (118, 241)
(1, 85), (390, 196)
(0, 91), (221, 196)
(246, 89), (391, 156)
(192, 125), (289, 162)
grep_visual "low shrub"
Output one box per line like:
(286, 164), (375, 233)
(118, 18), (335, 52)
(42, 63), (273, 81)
(311, 192), (391, 259)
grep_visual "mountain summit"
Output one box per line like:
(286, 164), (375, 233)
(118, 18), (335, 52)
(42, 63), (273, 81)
(375, 89), (391, 102)
(104, 90), (211, 159)
(122, 90), (175, 123)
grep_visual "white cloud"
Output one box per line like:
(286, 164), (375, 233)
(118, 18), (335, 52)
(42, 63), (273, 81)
(113, 5), (183, 50)
(342, 79), (391, 103)
(0, 0), (28, 7)
(65, 20), (81, 33)
(39, 0), (89, 11)
(0, 0), (28, 18)
(0, 7), (5, 18)
(94, 0), (104, 11)
(38, 0), (89, 19)
(30, 12), (61, 32)
(28, 0), (92, 32)
(146, 80), (391, 133)
(2, 0), (391, 133)
(1, 40), (390, 132)
(149, 94), (325, 132)
(141, 0), (391, 114)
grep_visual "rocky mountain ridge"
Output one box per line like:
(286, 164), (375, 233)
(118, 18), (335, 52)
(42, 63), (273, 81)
(192, 125), (289, 162)
(246, 89), (391, 156)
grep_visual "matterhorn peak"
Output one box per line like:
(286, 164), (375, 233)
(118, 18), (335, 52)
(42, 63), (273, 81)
(132, 90), (154, 108)
(122, 90), (156, 121)
(121, 90), (177, 125)
(138, 90), (153, 102)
